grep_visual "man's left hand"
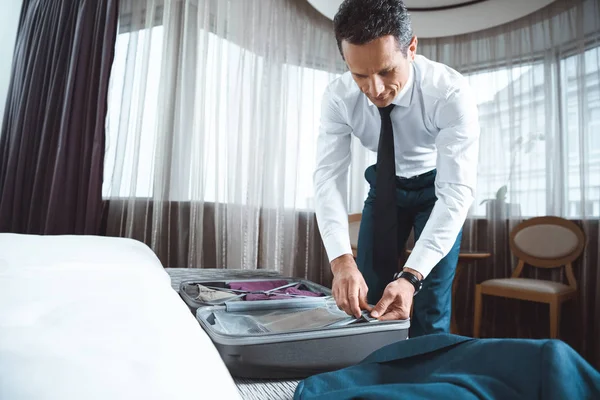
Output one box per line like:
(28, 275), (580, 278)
(370, 278), (415, 321)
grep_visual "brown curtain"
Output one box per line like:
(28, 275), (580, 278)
(101, 199), (332, 284)
(0, 0), (119, 235)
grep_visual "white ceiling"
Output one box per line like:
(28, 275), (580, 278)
(403, 0), (482, 8)
(306, 0), (556, 38)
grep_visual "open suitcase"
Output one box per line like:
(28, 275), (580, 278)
(179, 277), (410, 379)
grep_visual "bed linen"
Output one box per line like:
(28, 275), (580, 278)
(0, 234), (241, 400)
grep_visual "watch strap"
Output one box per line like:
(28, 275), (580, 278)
(394, 270), (423, 295)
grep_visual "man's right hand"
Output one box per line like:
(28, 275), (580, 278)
(331, 254), (371, 318)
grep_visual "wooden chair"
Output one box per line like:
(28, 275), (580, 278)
(348, 213), (362, 258)
(473, 216), (585, 339)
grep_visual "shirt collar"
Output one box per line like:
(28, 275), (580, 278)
(367, 62), (414, 108)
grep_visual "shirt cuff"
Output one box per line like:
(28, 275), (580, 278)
(321, 231), (354, 263)
(404, 244), (444, 280)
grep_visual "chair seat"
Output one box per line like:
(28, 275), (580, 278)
(480, 278), (575, 294)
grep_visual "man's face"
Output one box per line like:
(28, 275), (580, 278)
(342, 35), (417, 108)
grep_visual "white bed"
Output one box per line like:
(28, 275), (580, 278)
(0, 233), (241, 400)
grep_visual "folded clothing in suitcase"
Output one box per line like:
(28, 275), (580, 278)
(179, 278), (410, 379)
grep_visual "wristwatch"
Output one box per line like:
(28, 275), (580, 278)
(393, 270), (423, 296)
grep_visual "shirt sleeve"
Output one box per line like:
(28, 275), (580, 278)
(313, 86), (354, 262)
(405, 81), (480, 279)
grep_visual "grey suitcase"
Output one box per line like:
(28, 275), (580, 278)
(179, 277), (410, 379)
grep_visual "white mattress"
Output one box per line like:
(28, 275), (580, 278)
(0, 233), (241, 400)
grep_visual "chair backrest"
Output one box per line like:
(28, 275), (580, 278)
(509, 216), (585, 288)
(348, 213), (361, 250)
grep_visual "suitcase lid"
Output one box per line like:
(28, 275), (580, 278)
(179, 277), (332, 310)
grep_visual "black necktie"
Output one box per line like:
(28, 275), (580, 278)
(373, 104), (397, 275)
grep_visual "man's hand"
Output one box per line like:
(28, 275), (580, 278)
(331, 254), (371, 318)
(370, 277), (415, 321)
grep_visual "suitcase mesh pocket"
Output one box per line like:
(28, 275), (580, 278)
(209, 305), (356, 335)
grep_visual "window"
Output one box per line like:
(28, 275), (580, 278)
(104, 24), (339, 210)
(103, 26), (164, 198)
(466, 63), (549, 217)
(104, 23), (599, 218)
(281, 64), (341, 209)
(465, 45), (600, 218)
(561, 46), (600, 218)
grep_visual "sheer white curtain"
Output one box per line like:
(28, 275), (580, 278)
(103, 0), (344, 277)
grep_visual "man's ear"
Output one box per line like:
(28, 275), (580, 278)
(408, 36), (418, 61)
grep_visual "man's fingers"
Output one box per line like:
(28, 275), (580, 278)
(359, 296), (371, 312)
(358, 287), (371, 311)
(334, 283), (349, 314)
(338, 296), (350, 316)
(359, 283), (371, 308)
(379, 309), (409, 321)
(379, 307), (410, 321)
(333, 285), (342, 307)
(370, 292), (394, 318)
(332, 284), (340, 301)
(348, 281), (361, 318)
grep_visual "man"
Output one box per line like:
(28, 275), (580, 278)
(314, 0), (480, 337)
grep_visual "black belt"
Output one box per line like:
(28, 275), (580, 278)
(397, 169), (436, 180)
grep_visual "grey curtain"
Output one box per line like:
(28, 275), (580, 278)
(0, 0), (119, 235)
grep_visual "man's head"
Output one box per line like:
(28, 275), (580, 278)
(334, 0), (417, 107)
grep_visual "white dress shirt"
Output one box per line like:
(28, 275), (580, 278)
(314, 54), (480, 279)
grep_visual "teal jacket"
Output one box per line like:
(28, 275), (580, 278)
(294, 334), (600, 400)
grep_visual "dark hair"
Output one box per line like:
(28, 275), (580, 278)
(333, 0), (413, 58)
